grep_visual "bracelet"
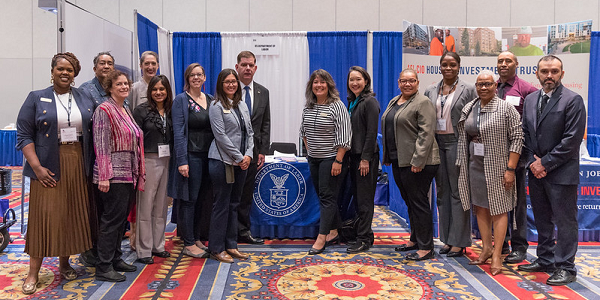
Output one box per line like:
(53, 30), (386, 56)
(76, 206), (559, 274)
(506, 167), (516, 172)
(334, 159), (343, 164)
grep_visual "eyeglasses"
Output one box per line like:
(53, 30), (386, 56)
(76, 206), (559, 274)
(399, 79), (418, 85)
(223, 80), (238, 86)
(190, 73), (205, 78)
(475, 82), (495, 88)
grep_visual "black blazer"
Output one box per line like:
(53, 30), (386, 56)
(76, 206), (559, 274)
(522, 84), (586, 185)
(133, 102), (173, 153)
(249, 82), (271, 161)
(349, 94), (380, 160)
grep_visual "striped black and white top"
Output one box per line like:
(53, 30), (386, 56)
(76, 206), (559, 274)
(300, 100), (352, 158)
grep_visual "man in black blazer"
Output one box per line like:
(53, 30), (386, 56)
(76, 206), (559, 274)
(518, 55), (586, 286)
(236, 51), (270, 244)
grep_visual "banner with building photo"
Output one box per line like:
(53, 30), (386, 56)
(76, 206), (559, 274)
(402, 20), (592, 107)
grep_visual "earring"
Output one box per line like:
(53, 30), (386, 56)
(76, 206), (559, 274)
(50, 76), (54, 84)
(71, 81), (75, 87)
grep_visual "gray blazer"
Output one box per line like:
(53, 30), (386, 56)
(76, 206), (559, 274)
(424, 79), (477, 138)
(208, 99), (254, 164)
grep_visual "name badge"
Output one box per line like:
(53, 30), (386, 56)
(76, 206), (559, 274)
(319, 112), (328, 117)
(158, 144), (170, 158)
(223, 109), (231, 114)
(40, 97), (52, 103)
(437, 119), (447, 131)
(60, 127), (77, 142)
(506, 96), (521, 106)
(473, 142), (484, 156)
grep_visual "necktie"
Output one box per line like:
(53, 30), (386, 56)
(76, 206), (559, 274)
(538, 94), (549, 119)
(497, 82), (506, 99)
(244, 86), (252, 117)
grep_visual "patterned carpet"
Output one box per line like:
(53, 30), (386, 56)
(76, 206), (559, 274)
(2, 168), (600, 299)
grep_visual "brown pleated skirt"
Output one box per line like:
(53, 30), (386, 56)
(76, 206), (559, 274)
(25, 143), (92, 257)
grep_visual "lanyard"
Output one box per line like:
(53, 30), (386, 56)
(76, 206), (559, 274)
(438, 78), (459, 114)
(55, 91), (73, 127)
(476, 100), (482, 139)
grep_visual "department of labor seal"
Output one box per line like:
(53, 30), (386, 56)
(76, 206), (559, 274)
(254, 162), (306, 217)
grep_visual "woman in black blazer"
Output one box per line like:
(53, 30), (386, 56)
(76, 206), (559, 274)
(346, 66), (380, 253)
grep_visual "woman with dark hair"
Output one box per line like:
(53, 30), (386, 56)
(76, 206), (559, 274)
(207, 69), (254, 263)
(424, 52), (476, 257)
(345, 66), (380, 253)
(17, 52), (94, 294)
(93, 70), (145, 282)
(381, 69), (439, 261)
(300, 69), (351, 255)
(133, 75), (174, 264)
(170, 63), (214, 258)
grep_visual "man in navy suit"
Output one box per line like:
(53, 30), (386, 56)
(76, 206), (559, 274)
(518, 55), (586, 286)
(236, 51), (271, 244)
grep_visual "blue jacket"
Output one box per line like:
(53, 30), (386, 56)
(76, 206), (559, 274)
(16, 86), (96, 180)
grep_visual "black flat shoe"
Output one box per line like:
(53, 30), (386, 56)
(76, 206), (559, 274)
(308, 246), (325, 255)
(406, 250), (435, 261)
(325, 235), (340, 247)
(504, 250), (526, 264)
(152, 251), (171, 258)
(546, 269), (576, 286)
(347, 241), (370, 254)
(439, 245), (451, 254)
(96, 270), (126, 282)
(395, 243), (418, 252)
(517, 260), (556, 273)
(113, 260), (137, 272)
(137, 257), (154, 264)
(447, 247), (466, 257)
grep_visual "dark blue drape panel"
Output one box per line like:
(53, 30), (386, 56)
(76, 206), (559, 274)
(373, 32), (403, 133)
(172, 32), (221, 95)
(587, 31), (600, 157)
(136, 14), (159, 57)
(307, 32), (368, 105)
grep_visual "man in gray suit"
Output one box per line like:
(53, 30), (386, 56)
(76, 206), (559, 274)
(518, 55), (586, 286)
(236, 51), (271, 244)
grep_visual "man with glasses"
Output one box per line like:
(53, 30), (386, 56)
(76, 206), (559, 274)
(518, 55), (586, 286)
(235, 51), (270, 245)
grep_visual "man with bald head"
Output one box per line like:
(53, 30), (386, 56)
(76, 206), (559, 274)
(496, 51), (537, 264)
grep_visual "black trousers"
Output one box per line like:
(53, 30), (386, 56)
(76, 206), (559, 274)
(504, 162), (529, 252)
(391, 163), (438, 250)
(238, 160), (258, 238)
(350, 153), (378, 245)
(308, 156), (343, 235)
(96, 183), (134, 273)
(528, 174), (579, 275)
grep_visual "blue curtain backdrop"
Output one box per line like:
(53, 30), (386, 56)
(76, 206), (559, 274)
(172, 32), (222, 96)
(136, 14), (159, 60)
(587, 31), (600, 156)
(307, 32), (368, 105)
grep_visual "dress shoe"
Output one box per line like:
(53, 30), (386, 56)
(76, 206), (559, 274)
(211, 251), (234, 263)
(406, 250), (435, 261)
(501, 246), (510, 255)
(137, 257), (154, 264)
(60, 268), (78, 281)
(325, 235), (340, 247)
(447, 247), (466, 258)
(347, 241), (370, 254)
(183, 247), (210, 258)
(113, 260), (137, 272)
(96, 269), (126, 282)
(152, 251), (171, 258)
(517, 260), (556, 273)
(22, 279), (39, 295)
(239, 235), (264, 244)
(227, 249), (250, 259)
(308, 246), (326, 255)
(546, 269), (577, 286)
(504, 250), (526, 264)
(79, 250), (98, 267)
(469, 250), (493, 265)
(395, 243), (418, 252)
(439, 245), (452, 255)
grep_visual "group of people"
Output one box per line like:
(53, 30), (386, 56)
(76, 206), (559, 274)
(15, 47), (584, 295)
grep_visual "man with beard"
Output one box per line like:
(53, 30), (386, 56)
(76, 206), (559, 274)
(495, 51), (537, 264)
(518, 55), (585, 286)
(429, 29), (445, 56)
(509, 26), (544, 56)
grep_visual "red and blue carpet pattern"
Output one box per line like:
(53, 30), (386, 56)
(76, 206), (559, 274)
(2, 168), (600, 299)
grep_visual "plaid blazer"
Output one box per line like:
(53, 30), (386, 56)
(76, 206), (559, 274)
(456, 96), (524, 215)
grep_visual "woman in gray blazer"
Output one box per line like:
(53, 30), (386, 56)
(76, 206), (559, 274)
(424, 52), (476, 257)
(207, 69), (254, 263)
(381, 69), (440, 261)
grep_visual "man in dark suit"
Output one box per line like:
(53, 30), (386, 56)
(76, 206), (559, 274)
(518, 55), (586, 286)
(236, 51), (270, 244)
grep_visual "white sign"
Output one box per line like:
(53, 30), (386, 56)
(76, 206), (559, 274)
(252, 37), (280, 55)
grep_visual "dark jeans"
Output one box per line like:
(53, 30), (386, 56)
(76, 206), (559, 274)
(96, 183), (134, 273)
(504, 158), (529, 252)
(238, 160), (258, 238)
(179, 152), (211, 246)
(350, 153), (378, 245)
(208, 159), (247, 253)
(308, 156), (344, 235)
(391, 162), (438, 250)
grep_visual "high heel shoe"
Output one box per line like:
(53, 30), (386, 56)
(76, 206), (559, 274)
(490, 256), (503, 276)
(325, 235), (339, 247)
(439, 245), (452, 255)
(308, 246), (325, 255)
(447, 247), (466, 257)
(469, 250), (493, 265)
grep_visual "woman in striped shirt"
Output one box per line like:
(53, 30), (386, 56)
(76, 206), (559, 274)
(300, 69), (351, 255)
